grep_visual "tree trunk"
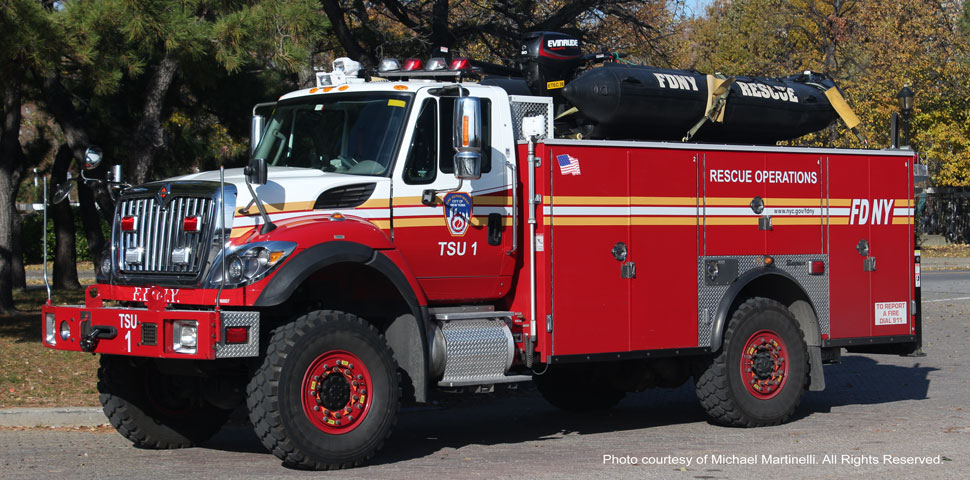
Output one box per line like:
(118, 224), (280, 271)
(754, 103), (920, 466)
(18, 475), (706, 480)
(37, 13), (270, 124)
(127, 51), (179, 185)
(321, 0), (378, 66)
(0, 82), (26, 312)
(11, 212), (25, 289)
(78, 180), (106, 271)
(51, 145), (80, 290)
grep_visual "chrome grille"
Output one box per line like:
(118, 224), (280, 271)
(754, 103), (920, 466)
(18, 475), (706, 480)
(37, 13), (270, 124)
(118, 196), (214, 274)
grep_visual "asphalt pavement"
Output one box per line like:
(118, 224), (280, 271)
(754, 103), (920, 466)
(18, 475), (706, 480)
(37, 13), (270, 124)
(3, 262), (968, 479)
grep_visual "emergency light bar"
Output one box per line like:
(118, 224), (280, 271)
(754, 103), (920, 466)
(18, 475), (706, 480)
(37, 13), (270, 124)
(376, 55), (481, 81)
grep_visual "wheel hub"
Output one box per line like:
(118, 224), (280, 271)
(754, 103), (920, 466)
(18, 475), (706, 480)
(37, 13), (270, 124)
(740, 330), (789, 399)
(318, 373), (351, 410)
(301, 351), (372, 434)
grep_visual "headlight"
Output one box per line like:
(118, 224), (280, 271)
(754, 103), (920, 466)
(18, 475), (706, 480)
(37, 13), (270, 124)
(45, 313), (57, 345)
(96, 247), (112, 283)
(207, 241), (297, 288)
(173, 320), (198, 354)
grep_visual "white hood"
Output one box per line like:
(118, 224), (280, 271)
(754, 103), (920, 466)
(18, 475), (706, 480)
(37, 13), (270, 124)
(167, 166), (386, 217)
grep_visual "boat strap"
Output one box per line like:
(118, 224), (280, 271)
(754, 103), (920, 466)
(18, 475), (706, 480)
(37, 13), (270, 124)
(683, 75), (736, 142)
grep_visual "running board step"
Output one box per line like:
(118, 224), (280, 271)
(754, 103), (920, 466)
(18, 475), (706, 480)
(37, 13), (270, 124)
(438, 375), (532, 388)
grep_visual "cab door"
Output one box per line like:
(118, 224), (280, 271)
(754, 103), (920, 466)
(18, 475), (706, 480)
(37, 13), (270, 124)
(391, 95), (515, 302)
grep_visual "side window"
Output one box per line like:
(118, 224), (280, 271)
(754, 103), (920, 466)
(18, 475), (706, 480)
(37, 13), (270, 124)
(403, 100), (437, 184)
(439, 97), (491, 174)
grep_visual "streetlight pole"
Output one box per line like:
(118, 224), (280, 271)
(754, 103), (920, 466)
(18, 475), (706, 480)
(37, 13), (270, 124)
(897, 85), (914, 148)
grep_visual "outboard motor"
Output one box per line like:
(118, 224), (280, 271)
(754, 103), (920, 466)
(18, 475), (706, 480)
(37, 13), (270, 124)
(517, 31), (583, 99)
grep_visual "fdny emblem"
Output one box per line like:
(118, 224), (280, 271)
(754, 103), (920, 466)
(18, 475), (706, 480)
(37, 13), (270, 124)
(443, 192), (472, 237)
(157, 183), (172, 209)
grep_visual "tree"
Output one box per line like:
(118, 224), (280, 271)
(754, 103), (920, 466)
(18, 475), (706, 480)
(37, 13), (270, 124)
(679, 0), (970, 177)
(0, 0), (61, 312)
(319, 0), (676, 68)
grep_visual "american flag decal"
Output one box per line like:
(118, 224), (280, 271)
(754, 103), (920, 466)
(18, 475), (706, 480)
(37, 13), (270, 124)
(556, 154), (581, 175)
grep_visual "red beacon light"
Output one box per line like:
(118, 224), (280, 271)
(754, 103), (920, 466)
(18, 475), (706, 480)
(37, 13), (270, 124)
(182, 215), (202, 232)
(449, 58), (471, 70)
(401, 58), (423, 71)
(121, 216), (137, 232)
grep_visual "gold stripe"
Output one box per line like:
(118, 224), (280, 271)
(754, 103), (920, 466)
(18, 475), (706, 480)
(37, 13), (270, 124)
(705, 217), (758, 225)
(892, 217), (912, 225)
(768, 198), (824, 206)
(393, 193), (512, 207)
(472, 196), (513, 206)
(772, 217), (824, 226)
(633, 196), (698, 206)
(548, 217), (629, 226)
(237, 200), (315, 215)
(359, 198), (389, 208)
(702, 197), (761, 206)
(829, 218), (850, 225)
(553, 196), (628, 205)
(826, 199), (852, 207)
(631, 217), (698, 226)
(230, 227), (251, 238)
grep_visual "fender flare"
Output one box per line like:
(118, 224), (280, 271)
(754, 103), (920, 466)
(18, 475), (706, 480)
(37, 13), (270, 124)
(709, 267), (819, 352)
(253, 241), (431, 401)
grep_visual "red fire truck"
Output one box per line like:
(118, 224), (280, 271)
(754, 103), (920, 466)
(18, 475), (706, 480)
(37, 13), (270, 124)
(42, 34), (923, 470)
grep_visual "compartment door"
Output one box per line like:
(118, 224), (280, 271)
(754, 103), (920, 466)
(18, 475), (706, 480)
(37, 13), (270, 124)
(867, 155), (914, 337)
(550, 146), (630, 355)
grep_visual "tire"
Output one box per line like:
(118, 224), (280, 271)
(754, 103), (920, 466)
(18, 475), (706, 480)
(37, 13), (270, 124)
(98, 355), (231, 448)
(695, 297), (809, 427)
(533, 364), (626, 412)
(247, 310), (400, 470)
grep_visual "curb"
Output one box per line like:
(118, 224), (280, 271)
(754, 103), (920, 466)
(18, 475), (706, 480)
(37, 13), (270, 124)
(0, 407), (107, 428)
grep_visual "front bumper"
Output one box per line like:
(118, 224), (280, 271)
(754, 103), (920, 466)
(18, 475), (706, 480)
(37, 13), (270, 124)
(41, 285), (259, 360)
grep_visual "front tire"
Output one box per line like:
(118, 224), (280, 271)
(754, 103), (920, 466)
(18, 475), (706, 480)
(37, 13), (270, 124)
(695, 297), (809, 427)
(98, 356), (231, 448)
(247, 310), (400, 470)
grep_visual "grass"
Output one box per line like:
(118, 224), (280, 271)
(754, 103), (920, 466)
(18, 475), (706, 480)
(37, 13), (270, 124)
(921, 244), (970, 257)
(0, 287), (100, 408)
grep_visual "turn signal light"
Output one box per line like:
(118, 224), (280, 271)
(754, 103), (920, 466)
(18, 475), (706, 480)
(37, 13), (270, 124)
(121, 216), (137, 232)
(183, 215), (201, 232)
(225, 327), (249, 344)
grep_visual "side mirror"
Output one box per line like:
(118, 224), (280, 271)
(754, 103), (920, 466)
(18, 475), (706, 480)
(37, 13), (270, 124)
(251, 102), (276, 156)
(52, 172), (73, 204)
(453, 97), (483, 181)
(245, 157), (268, 185)
(84, 147), (103, 170)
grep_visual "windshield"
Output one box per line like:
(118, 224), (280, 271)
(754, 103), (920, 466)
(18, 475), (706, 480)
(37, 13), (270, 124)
(253, 93), (413, 176)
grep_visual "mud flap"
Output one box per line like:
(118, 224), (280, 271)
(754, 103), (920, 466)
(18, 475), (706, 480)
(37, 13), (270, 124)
(808, 345), (825, 391)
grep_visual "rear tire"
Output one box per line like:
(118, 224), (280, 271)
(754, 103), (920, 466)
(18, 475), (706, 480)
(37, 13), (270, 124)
(695, 297), (809, 427)
(247, 310), (400, 470)
(533, 364), (626, 412)
(98, 355), (231, 448)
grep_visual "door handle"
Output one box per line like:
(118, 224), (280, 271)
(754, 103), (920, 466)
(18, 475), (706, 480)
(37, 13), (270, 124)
(487, 213), (502, 246)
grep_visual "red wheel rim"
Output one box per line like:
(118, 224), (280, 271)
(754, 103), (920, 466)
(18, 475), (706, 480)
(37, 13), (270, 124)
(301, 350), (373, 434)
(739, 330), (789, 400)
